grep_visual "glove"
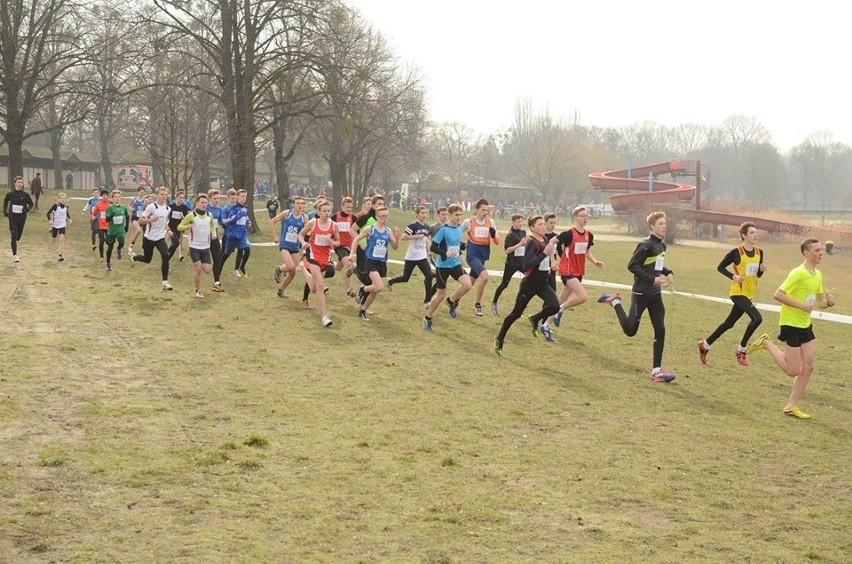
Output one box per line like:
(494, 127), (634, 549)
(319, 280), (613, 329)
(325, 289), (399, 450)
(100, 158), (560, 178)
(489, 227), (496, 238)
(459, 242), (466, 251)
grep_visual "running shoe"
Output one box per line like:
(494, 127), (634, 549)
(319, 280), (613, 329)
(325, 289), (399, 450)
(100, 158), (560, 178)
(597, 293), (622, 306)
(423, 317), (432, 331)
(233, 269), (242, 278)
(323, 285), (329, 293)
(783, 406), (811, 419)
(58, 256), (64, 262)
(474, 304), (483, 317)
(162, 281), (174, 291)
(491, 302), (499, 315)
(211, 282), (225, 292)
(446, 297), (458, 318)
(106, 264), (112, 272)
(528, 315), (540, 338)
(540, 322), (554, 342)
(346, 263), (357, 276)
(195, 291), (204, 299)
(117, 249), (123, 260)
(650, 369), (676, 383)
(13, 255), (20, 263)
(277, 288), (287, 298)
(99, 257), (104, 262)
(128, 244), (134, 254)
(179, 254), (184, 262)
(554, 308), (563, 327)
(494, 335), (504, 357)
(735, 349), (748, 366)
(387, 281), (393, 292)
(241, 272), (249, 280)
(746, 333), (771, 355)
(347, 287), (357, 298)
(358, 309), (369, 321)
(698, 341), (709, 364)
(91, 245), (96, 251)
(274, 266), (282, 284)
(321, 315), (333, 327)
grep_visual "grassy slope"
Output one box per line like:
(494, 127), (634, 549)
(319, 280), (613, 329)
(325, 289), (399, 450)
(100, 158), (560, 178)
(0, 202), (850, 561)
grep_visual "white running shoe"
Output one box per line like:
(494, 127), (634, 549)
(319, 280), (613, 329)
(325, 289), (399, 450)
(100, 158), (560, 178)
(321, 315), (333, 327)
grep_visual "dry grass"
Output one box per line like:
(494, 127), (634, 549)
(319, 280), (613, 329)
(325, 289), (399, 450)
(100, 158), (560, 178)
(0, 202), (850, 561)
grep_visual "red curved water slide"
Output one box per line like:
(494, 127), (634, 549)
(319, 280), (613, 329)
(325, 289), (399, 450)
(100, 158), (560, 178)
(589, 161), (852, 242)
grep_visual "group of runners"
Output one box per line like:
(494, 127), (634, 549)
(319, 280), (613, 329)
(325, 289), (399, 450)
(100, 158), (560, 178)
(3, 176), (838, 418)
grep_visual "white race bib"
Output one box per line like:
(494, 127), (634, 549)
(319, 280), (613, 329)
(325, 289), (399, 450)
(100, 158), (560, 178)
(99, 211), (106, 219)
(539, 256), (551, 271)
(112, 216), (124, 225)
(285, 230), (298, 243)
(806, 295), (816, 305)
(654, 254), (665, 271)
(574, 242), (588, 255)
(336, 221), (351, 232)
(11, 205), (23, 214)
(745, 263), (759, 276)
(372, 244), (387, 258)
(474, 226), (488, 238)
(171, 211), (183, 219)
(315, 234), (330, 247)
(446, 245), (460, 258)
(514, 246), (525, 257)
(236, 217), (247, 226)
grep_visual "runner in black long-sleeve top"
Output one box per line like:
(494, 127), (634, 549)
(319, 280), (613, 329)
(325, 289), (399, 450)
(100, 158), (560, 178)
(3, 176), (35, 262)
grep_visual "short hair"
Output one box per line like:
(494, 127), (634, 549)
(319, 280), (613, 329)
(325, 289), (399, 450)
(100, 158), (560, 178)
(436, 206), (448, 214)
(475, 198), (489, 209)
(237, 189), (247, 195)
(207, 189), (220, 198)
(58, 192), (67, 199)
(137, 187), (145, 193)
(371, 194), (385, 205)
(342, 196), (354, 205)
(13, 176), (23, 183)
(528, 215), (544, 228)
(415, 205), (426, 214)
(572, 206), (588, 217)
(375, 206), (389, 214)
(293, 196), (305, 203)
(739, 222), (757, 240)
(800, 238), (820, 254)
(544, 212), (557, 222)
(511, 213), (523, 222)
(195, 193), (208, 202)
(227, 189), (238, 196)
(110, 189), (122, 197)
(318, 201), (332, 210)
(448, 204), (464, 214)
(362, 197), (371, 204)
(156, 186), (168, 194)
(647, 211), (666, 227)
(175, 190), (185, 197)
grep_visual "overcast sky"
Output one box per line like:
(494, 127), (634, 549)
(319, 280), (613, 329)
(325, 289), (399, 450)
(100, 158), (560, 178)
(347, 0), (849, 152)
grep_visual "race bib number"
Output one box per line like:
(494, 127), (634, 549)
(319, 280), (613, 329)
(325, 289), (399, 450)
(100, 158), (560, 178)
(474, 226), (488, 238)
(745, 263), (759, 276)
(112, 216), (124, 225)
(372, 243), (387, 258)
(806, 295), (816, 306)
(236, 217), (248, 226)
(574, 242), (588, 255)
(315, 234), (330, 246)
(99, 212), (106, 219)
(446, 245), (460, 258)
(539, 256), (551, 271)
(171, 211), (183, 219)
(654, 253), (665, 271)
(11, 205), (23, 214)
(337, 221), (351, 232)
(285, 229), (298, 243)
(514, 246), (525, 257)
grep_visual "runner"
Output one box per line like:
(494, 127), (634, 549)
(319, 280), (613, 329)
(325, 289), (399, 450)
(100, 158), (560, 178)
(461, 198), (500, 317)
(206, 189), (225, 292)
(597, 211), (676, 382)
(218, 189), (238, 278)
(550, 205), (604, 330)
(81, 187), (100, 251)
(221, 189), (252, 278)
(128, 187), (148, 254)
(3, 176), (35, 262)
(177, 193), (216, 298)
(332, 196), (357, 297)
(90, 189), (111, 261)
(745, 239), (836, 419)
(167, 190), (192, 261)
(270, 196), (307, 298)
(350, 194), (384, 290)
(493, 215), (560, 356)
(349, 206), (400, 320)
(298, 200), (339, 327)
(104, 189), (130, 272)
(387, 205), (434, 307)
(490, 213), (527, 316)
(423, 204), (472, 330)
(46, 192), (72, 262)
(131, 186), (174, 291)
(698, 222), (765, 366)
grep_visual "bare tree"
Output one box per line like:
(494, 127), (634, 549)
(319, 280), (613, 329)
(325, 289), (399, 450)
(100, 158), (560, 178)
(790, 132), (852, 209)
(432, 122), (481, 195)
(0, 0), (86, 178)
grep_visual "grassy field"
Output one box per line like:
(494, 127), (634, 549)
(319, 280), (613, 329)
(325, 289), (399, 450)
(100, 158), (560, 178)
(1, 201), (850, 562)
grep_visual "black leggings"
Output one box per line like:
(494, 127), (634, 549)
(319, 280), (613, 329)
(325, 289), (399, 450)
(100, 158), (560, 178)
(210, 238), (222, 282)
(167, 231), (183, 258)
(614, 293), (666, 368)
(492, 261), (522, 303)
(106, 235), (125, 264)
(97, 229), (107, 258)
(388, 258), (433, 302)
(133, 238), (170, 281)
(8, 215), (26, 255)
(90, 219), (98, 246)
(706, 295), (763, 347)
(496, 277), (560, 344)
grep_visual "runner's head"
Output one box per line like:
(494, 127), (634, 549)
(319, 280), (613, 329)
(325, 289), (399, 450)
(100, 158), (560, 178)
(511, 213), (523, 229)
(14, 176), (24, 190)
(415, 205), (427, 222)
(100, 188), (110, 201)
(175, 190), (185, 205)
(156, 186), (168, 204)
(436, 206), (448, 223)
(528, 214), (545, 235)
(207, 189), (220, 206)
(58, 192), (67, 205)
(111, 189), (122, 204)
(740, 222), (758, 244)
(237, 189), (247, 204)
(341, 196), (353, 214)
(375, 206), (389, 225)
(293, 196), (305, 213)
(647, 211), (666, 238)
(544, 212), (557, 233)
(475, 199), (489, 219)
(227, 188), (237, 204)
(195, 193), (208, 212)
(572, 206), (589, 228)
(317, 200), (332, 219)
(447, 204), (463, 226)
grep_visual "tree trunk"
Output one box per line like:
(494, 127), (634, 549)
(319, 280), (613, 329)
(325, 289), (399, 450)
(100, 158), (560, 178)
(51, 130), (63, 191)
(5, 132), (25, 181)
(327, 157), (347, 210)
(98, 121), (114, 188)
